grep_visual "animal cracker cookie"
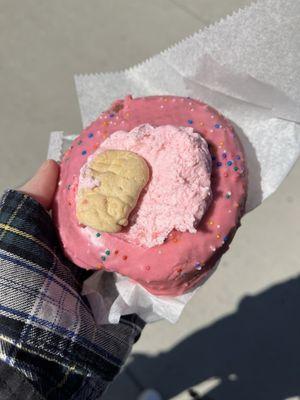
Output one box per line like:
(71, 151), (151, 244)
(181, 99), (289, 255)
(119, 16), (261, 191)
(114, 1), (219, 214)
(76, 149), (149, 233)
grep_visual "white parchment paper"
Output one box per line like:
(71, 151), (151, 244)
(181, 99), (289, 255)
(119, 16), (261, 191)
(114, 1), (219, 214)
(49, 0), (300, 324)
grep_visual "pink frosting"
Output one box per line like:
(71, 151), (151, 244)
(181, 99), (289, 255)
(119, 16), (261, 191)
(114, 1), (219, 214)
(53, 95), (247, 296)
(79, 124), (212, 247)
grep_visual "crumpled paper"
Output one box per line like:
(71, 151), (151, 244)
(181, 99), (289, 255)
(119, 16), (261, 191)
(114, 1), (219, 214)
(49, 0), (300, 324)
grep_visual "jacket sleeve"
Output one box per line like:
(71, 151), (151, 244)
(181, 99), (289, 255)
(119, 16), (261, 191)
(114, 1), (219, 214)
(0, 190), (144, 400)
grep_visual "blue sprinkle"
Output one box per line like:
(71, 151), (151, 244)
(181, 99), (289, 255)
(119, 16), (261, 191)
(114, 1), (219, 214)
(214, 123), (222, 129)
(227, 161), (233, 166)
(101, 256), (106, 262)
(195, 262), (202, 270)
(212, 156), (217, 161)
(96, 233), (101, 237)
(222, 153), (227, 159)
(187, 119), (193, 124)
(88, 132), (94, 138)
(82, 150), (87, 156)
(223, 236), (229, 242)
(109, 113), (115, 118)
(236, 155), (241, 160)
(216, 161), (222, 167)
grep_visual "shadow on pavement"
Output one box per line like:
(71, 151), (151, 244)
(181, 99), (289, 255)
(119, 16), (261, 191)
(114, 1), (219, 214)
(126, 276), (300, 400)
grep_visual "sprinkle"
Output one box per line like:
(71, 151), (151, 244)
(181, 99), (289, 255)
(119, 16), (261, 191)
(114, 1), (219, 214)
(210, 115), (215, 119)
(105, 249), (111, 256)
(145, 265), (151, 271)
(101, 256), (106, 261)
(211, 156), (217, 161)
(236, 155), (241, 160)
(96, 233), (101, 237)
(222, 153), (227, 159)
(217, 224), (221, 229)
(160, 105), (164, 109)
(228, 209), (232, 213)
(122, 255), (128, 261)
(227, 161), (233, 166)
(214, 123), (222, 129)
(176, 268), (182, 274)
(199, 122), (204, 126)
(210, 245), (216, 252)
(88, 132), (94, 138)
(164, 98), (168, 102)
(195, 262), (202, 270)
(67, 184), (71, 190)
(187, 119), (193, 124)
(216, 234), (221, 239)
(210, 129), (214, 133)
(77, 140), (82, 145)
(216, 161), (222, 167)
(102, 121), (109, 126)
(114, 250), (119, 255)
(234, 166), (239, 171)
(190, 108), (194, 112)
(82, 150), (87, 155)
(109, 113), (115, 118)
(223, 235), (229, 242)
(234, 202), (240, 207)
(226, 191), (232, 199)
(188, 102), (192, 106)
(209, 220), (213, 226)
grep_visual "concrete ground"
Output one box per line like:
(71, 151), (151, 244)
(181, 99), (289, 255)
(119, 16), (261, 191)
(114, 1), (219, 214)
(1, 1), (299, 399)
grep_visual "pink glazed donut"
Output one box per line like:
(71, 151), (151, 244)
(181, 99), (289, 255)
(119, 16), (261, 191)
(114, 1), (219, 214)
(53, 95), (247, 296)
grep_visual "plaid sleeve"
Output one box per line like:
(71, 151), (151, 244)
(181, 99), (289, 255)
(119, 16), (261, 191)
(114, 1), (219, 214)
(0, 190), (145, 400)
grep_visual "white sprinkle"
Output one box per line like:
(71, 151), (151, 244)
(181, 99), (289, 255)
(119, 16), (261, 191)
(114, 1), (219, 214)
(160, 105), (164, 109)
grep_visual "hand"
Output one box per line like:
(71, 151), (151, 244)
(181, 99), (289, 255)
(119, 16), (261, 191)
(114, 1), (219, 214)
(19, 160), (59, 209)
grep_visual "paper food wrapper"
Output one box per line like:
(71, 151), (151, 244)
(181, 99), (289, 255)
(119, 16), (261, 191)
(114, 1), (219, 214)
(48, 0), (300, 324)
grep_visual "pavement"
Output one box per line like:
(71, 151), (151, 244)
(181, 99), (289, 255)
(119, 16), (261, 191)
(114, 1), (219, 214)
(1, 1), (299, 399)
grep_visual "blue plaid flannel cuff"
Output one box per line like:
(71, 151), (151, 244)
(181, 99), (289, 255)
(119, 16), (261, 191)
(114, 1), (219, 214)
(0, 190), (144, 399)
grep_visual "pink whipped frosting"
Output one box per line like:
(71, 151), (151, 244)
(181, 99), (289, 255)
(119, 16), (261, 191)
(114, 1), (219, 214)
(79, 124), (212, 247)
(53, 95), (247, 296)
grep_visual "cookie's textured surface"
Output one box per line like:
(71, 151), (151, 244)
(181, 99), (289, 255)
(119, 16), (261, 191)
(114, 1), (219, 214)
(53, 95), (247, 296)
(76, 150), (149, 233)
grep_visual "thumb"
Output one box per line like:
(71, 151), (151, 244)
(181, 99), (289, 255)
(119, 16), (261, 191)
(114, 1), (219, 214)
(19, 160), (60, 210)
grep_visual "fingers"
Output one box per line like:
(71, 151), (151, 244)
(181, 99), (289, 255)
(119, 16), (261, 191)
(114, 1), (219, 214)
(19, 160), (60, 210)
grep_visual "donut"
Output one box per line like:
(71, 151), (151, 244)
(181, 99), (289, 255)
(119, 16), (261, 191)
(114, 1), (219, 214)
(53, 95), (247, 296)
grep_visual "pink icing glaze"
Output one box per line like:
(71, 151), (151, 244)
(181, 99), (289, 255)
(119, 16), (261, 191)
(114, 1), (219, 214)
(78, 124), (212, 247)
(53, 95), (247, 296)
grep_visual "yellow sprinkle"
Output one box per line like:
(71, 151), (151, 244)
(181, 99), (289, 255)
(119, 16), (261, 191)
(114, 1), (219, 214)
(216, 234), (221, 239)
(209, 220), (213, 226)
